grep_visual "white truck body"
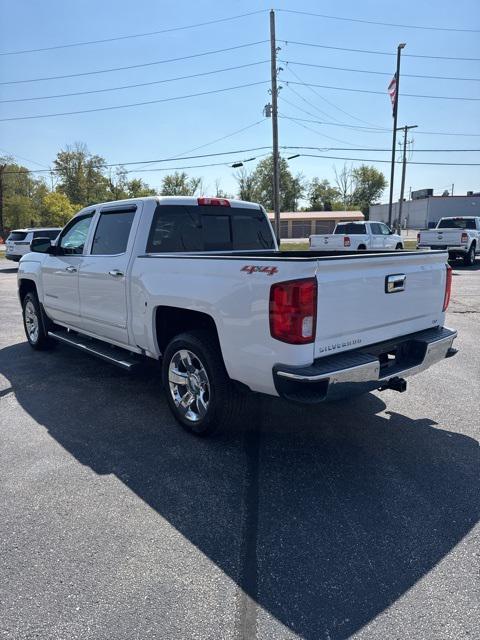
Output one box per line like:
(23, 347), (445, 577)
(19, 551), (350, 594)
(310, 221), (403, 252)
(5, 227), (61, 262)
(417, 217), (480, 265)
(17, 196), (456, 431)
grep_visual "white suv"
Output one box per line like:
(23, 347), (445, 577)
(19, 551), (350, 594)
(5, 228), (61, 262)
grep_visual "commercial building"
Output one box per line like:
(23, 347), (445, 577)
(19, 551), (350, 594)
(370, 194), (480, 230)
(267, 210), (364, 239)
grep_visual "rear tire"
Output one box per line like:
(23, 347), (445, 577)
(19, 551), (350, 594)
(357, 244), (367, 251)
(464, 243), (476, 266)
(162, 330), (245, 436)
(395, 243), (403, 250)
(22, 291), (51, 350)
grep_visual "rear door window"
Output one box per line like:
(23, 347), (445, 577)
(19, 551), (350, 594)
(7, 232), (28, 241)
(147, 205), (275, 252)
(91, 209), (136, 255)
(370, 223), (381, 235)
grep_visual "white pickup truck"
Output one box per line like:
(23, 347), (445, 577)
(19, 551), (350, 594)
(310, 221), (403, 252)
(417, 217), (480, 265)
(17, 196), (457, 436)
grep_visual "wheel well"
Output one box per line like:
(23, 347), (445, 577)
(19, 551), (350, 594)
(396, 242), (404, 249)
(470, 240), (476, 249)
(357, 244), (367, 250)
(155, 306), (220, 355)
(18, 279), (37, 303)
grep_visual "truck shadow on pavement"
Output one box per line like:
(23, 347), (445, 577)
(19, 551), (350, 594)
(1, 341), (478, 640)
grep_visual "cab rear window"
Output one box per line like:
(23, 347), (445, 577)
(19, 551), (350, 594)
(147, 205), (275, 252)
(334, 223), (366, 235)
(437, 218), (476, 230)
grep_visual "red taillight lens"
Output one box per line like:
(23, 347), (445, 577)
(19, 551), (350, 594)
(269, 278), (317, 344)
(461, 232), (468, 243)
(197, 197), (230, 207)
(344, 236), (351, 247)
(443, 264), (452, 311)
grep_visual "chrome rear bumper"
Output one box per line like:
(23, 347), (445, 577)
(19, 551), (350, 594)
(273, 327), (457, 404)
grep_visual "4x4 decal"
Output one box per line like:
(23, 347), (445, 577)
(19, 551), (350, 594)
(241, 265), (278, 276)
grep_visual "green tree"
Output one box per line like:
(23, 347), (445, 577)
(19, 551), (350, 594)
(307, 178), (340, 211)
(40, 192), (76, 226)
(350, 165), (387, 215)
(0, 158), (45, 232)
(248, 155), (306, 211)
(160, 171), (202, 196)
(234, 167), (256, 202)
(127, 178), (156, 198)
(53, 143), (109, 205)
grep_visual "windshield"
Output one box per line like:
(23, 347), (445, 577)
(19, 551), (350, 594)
(437, 218), (476, 230)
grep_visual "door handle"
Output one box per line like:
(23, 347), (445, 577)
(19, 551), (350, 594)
(108, 269), (124, 277)
(65, 266), (77, 273)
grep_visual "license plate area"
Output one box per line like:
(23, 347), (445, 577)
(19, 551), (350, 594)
(362, 339), (427, 378)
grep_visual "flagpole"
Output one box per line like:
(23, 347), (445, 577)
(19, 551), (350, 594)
(387, 43), (406, 228)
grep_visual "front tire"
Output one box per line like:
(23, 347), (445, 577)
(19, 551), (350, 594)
(395, 243), (403, 250)
(464, 244), (476, 266)
(162, 330), (244, 436)
(22, 291), (51, 350)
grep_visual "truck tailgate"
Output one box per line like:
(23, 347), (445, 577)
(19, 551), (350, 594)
(314, 251), (447, 358)
(419, 229), (462, 246)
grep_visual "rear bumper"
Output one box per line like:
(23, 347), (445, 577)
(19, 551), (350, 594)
(273, 327), (457, 404)
(418, 244), (467, 254)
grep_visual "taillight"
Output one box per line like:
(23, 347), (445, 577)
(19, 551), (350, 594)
(270, 278), (317, 344)
(443, 264), (452, 311)
(197, 197), (230, 207)
(344, 236), (351, 247)
(461, 232), (468, 243)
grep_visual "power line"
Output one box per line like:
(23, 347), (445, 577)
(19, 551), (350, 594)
(287, 80), (480, 101)
(3, 146), (274, 175)
(286, 145), (480, 153)
(281, 40), (480, 62)
(0, 41), (268, 85)
(279, 115), (480, 137)
(297, 153), (480, 166)
(0, 148), (50, 169)
(0, 10), (267, 56)
(281, 59), (480, 82)
(281, 111), (369, 147)
(0, 81), (269, 122)
(284, 65), (384, 128)
(277, 9), (479, 33)
(0, 61), (269, 104)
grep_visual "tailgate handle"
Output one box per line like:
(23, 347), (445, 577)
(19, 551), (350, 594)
(385, 274), (406, 293)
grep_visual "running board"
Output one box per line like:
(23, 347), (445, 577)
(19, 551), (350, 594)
(48, 329), (141, 371)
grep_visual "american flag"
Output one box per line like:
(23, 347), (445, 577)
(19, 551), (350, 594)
(388, 74), (397, 115)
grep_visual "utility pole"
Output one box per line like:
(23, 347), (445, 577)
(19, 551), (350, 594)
(397, 124), (417, 231)
(0, 164), (6, 241)
(269, 9), (281, 243)
(387, 43), (406, 228)
(451, 183), (454, 196)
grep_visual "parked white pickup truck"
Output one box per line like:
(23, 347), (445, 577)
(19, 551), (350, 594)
(417, 217), (480, 265)
(310, 221), (403, 251)
(17, 196), (457, 436)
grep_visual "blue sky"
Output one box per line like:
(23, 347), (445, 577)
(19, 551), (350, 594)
(1, 0), (479, 202)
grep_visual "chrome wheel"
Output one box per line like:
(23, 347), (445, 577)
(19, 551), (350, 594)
(168, 349), (210, 423)
(24, 300), (39, 344)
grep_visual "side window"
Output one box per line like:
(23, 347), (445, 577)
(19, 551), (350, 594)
(379, 223), (391, 235)
(370, 223), (381, 235)
(91, 209), (136, 255)
(59, 215), (94, 255)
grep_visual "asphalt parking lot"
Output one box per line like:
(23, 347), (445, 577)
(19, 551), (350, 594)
(0, 261), (479, 640)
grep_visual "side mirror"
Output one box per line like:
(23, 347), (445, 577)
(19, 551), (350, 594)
(31, 237), (54, 253)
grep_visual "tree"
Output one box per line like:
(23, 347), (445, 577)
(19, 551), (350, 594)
(307, 178), (340, 211)
(0, 158), (45, 230)
(40, 192), (76, 226)
(127, 178), (156, 198)
(246, 155), (306, 211)
(160, 171), (203, 196)
(53, 143), (108, 205)
(334, 163), (354, 208)
(350, 165), (387, 216)
(234, 167), (256, 202)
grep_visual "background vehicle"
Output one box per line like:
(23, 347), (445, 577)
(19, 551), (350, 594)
(310, 221), (403, 251)
(6, 228), (61, 262)
(417, 217), (480, 265)
(17, 196), (456, 436)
